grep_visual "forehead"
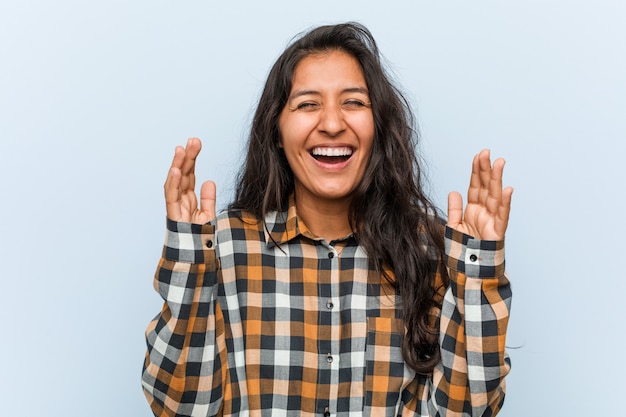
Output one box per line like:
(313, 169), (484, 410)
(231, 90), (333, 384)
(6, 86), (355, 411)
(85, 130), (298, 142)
(290, 50), (367, 90)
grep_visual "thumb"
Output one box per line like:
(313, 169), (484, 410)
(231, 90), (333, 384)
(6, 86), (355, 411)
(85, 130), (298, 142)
(200, 180), (217, 220)
(447, 191), (463, 227)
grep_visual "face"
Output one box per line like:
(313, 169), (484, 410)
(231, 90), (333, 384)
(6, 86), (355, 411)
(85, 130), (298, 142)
(278, 50), (375, 207)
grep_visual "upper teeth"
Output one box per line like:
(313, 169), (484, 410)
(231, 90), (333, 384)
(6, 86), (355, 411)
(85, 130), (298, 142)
(311, 147), (353, 156)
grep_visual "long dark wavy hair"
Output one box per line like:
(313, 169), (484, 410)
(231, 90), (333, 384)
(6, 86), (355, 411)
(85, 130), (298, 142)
(231, 22), (447, 374)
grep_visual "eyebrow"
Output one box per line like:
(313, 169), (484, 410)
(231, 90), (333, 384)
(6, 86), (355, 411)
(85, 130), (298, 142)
(288, 87), (369, 100)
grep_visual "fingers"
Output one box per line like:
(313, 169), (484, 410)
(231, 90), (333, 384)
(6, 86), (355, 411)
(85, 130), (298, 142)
(468, 149), (503, 208)
(164, 166), (183, 220)
(200, 180), (217, 220)
(485, 157), (504, 215)
(163, 138), (204, 222)
(462, 149), (513, 239)
(467, 152), (482, 205)
(447, 191), (464, 228)
(468, 149), (492, 204)
(179, 138), (202, 194)
(495, 186), (514, 238)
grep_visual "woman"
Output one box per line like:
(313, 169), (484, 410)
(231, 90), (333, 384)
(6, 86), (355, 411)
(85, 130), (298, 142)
(143, 22), (513, 417)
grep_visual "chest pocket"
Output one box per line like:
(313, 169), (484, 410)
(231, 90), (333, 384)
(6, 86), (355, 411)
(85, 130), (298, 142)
(364, 317), (414, 416)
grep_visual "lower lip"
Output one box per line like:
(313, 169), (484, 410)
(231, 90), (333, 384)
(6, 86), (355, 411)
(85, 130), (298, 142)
(310, 154), (353, 170)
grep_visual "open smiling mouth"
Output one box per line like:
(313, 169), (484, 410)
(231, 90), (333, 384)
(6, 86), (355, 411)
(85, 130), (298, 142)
(310, 147), (353, 164)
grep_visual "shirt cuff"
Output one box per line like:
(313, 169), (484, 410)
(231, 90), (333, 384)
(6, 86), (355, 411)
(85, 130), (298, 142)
(162, 218), (216, 264)
(444, 226), (505, 278)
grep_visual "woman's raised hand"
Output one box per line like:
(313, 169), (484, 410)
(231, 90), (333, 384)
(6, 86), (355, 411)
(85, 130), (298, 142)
(164, 138), (216, 224)
(447, 149), (513, 241)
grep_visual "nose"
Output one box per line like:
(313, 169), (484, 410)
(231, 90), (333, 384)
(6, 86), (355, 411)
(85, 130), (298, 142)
(317, 104), (346, 137)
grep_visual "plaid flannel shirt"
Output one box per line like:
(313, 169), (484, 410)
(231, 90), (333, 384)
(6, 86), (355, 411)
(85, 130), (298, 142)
(142, 199), (511, 417)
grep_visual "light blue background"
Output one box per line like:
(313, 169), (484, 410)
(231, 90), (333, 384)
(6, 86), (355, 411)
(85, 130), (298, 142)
(1, 1), (624, 415)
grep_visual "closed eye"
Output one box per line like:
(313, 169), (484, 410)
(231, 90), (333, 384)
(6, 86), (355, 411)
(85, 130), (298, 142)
(342, 99), (371, 109)
(295, 101), (320, 111)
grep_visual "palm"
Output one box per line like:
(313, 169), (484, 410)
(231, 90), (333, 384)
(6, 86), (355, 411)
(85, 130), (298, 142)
(447, 149), (513, 241)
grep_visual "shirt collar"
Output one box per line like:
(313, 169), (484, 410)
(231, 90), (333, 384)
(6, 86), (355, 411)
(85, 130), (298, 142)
(264, 194), (311, 248)
(263, 194), (355, 248)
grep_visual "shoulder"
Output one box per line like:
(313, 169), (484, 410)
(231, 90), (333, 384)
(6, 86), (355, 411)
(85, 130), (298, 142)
(216, 208), (262, 227)
(416, 212), (446, 259)
(214, 208), (265, 243)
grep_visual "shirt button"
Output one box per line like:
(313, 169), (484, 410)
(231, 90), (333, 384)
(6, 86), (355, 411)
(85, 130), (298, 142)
(469, 254), (477, 262)
(324, 406), (331, 417)
(206, 240), (213, 248)
(326, 300), (334, 309)
(328, 252), (334, 259)
(326, 353), (333, 363)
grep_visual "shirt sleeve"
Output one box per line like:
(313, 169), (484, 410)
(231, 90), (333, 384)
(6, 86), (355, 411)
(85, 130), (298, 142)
(404, 226), (512, 416)
(141, 219), (225, 417)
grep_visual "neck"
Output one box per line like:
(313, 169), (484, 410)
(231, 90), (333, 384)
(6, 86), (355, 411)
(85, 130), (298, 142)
(295, 192), (352, 242)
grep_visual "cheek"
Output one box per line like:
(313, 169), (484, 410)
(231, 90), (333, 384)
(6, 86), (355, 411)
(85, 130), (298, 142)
(358, 127), (375, 167)
(349, 111), (375, 137)
(279, 117), (311, 152)
(357, 119), (375, 154)
(277, 105), (301, 146)
(278, 114), (297, 150)
(277, 113), (286, 148)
